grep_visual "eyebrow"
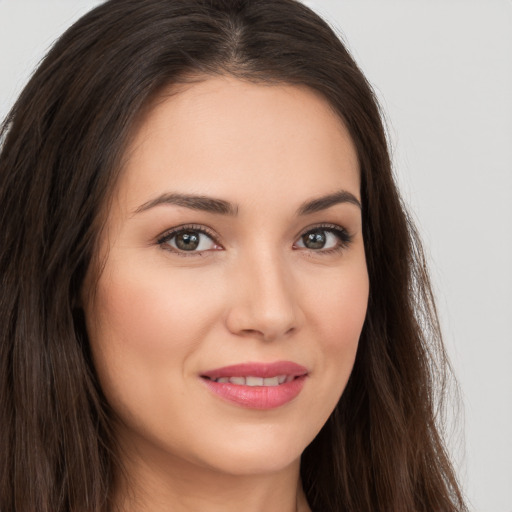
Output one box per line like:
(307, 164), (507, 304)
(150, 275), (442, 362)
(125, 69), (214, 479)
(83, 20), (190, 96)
(133, 189), (361, 216)
(296, 190), (361, 215)
(133, 193), (238, 216)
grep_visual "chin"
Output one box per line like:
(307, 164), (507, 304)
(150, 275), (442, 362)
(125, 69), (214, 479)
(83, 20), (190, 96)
(187, 423), (315, 477)
(202, 446), (303, 477)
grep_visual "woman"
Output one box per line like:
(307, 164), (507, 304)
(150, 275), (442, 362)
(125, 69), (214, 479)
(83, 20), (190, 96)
(0, 0), (467, 511)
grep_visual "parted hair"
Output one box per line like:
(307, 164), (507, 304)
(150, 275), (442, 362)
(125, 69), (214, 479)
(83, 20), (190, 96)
(0, 0), (466, 511)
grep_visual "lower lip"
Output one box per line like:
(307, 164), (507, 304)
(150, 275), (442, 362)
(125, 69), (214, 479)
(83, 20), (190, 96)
(202, 376), (307, 409)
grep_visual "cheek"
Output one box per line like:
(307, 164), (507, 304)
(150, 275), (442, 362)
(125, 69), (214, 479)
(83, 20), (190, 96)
(325, 276), (368, 348)
(84, 261), (222, 407)
(91, 261), (217, 349)
(302, 258), (369, 400)
(305, 256), (368, 347)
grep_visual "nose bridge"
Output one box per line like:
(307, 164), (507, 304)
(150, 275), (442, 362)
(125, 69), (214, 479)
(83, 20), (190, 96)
(227, 245), (298, 340)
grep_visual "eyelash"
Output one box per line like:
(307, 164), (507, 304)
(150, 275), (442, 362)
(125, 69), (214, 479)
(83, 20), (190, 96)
(296, 223), (353, 255)
(157, 224), (220, 257)
(157, 223), (353, 257)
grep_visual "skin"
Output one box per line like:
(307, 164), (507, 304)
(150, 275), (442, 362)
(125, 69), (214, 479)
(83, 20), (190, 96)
(83, 76), (369, 512)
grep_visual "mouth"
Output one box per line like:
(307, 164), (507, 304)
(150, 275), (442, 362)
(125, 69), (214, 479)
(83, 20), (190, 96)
(203, 375), (296, 386)
(200, 361), (308, 409)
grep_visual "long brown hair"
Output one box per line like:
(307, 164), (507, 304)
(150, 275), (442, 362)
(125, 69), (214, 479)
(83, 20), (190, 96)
(0, 0), (466, 510)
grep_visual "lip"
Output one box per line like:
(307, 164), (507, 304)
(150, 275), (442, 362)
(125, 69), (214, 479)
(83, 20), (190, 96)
(200, 361), (308, 410)
(201, 361), (308, 379)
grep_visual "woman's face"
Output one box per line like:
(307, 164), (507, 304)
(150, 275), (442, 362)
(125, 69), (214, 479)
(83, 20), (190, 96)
(83, 76), (368, 479)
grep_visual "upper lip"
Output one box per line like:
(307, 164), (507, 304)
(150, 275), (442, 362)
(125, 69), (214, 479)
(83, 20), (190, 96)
(201, 361), (308, 379)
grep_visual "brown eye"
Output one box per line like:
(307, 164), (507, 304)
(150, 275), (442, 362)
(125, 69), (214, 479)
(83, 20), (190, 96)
(159, 228), (218, 253)
(294, 226), (352, 252)
(175, 231), (201, 251)
(302, 230), (327, 249)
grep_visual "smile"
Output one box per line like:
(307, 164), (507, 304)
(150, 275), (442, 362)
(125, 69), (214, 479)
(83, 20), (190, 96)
(205, 375), (294, 386)
(201, 361), (308, 409)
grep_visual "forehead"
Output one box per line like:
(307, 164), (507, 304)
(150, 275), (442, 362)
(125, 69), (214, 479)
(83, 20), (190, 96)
(117, 75), (360, 214)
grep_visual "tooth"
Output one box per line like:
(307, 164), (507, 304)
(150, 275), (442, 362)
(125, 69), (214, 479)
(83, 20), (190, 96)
(246, 376), (264, 386)
(263, 376), (279, 386)
(217, 377), (229, 383)
(285, 375), (294, 383)
(278, 375), (286, 384)
(229, 376), (245, 385)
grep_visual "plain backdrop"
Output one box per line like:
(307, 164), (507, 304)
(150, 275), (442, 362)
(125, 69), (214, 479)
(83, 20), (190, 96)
(1, 1), (511, 511)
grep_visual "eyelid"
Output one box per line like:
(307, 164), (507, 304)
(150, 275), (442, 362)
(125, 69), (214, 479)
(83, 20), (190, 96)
(156, 222), (353, 257)
(294, 223), (353, 252)
(157, 224), (223, 255)
(296, 222), (351, 238)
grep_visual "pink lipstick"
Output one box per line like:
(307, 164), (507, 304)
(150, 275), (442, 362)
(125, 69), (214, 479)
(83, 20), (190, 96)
(201, 361), (308, 409)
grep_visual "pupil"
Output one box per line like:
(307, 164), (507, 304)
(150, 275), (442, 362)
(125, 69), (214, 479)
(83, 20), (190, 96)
(304, 230), (326, 249)
(176, 231), (200, 250)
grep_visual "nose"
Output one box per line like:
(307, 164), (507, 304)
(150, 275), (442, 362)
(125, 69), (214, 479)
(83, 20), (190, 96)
(225, 250), (300, 342)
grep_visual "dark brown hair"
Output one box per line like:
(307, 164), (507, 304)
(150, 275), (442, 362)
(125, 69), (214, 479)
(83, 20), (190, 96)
(0, 0), (466, 510)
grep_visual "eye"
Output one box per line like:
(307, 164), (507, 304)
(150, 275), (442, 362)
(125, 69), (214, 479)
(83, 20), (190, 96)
(294, 225), (352, 252)
(158, 226), (220, 254)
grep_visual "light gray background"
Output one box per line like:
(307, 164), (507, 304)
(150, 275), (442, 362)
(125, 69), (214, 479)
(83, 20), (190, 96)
(1, 1), (511, 511)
